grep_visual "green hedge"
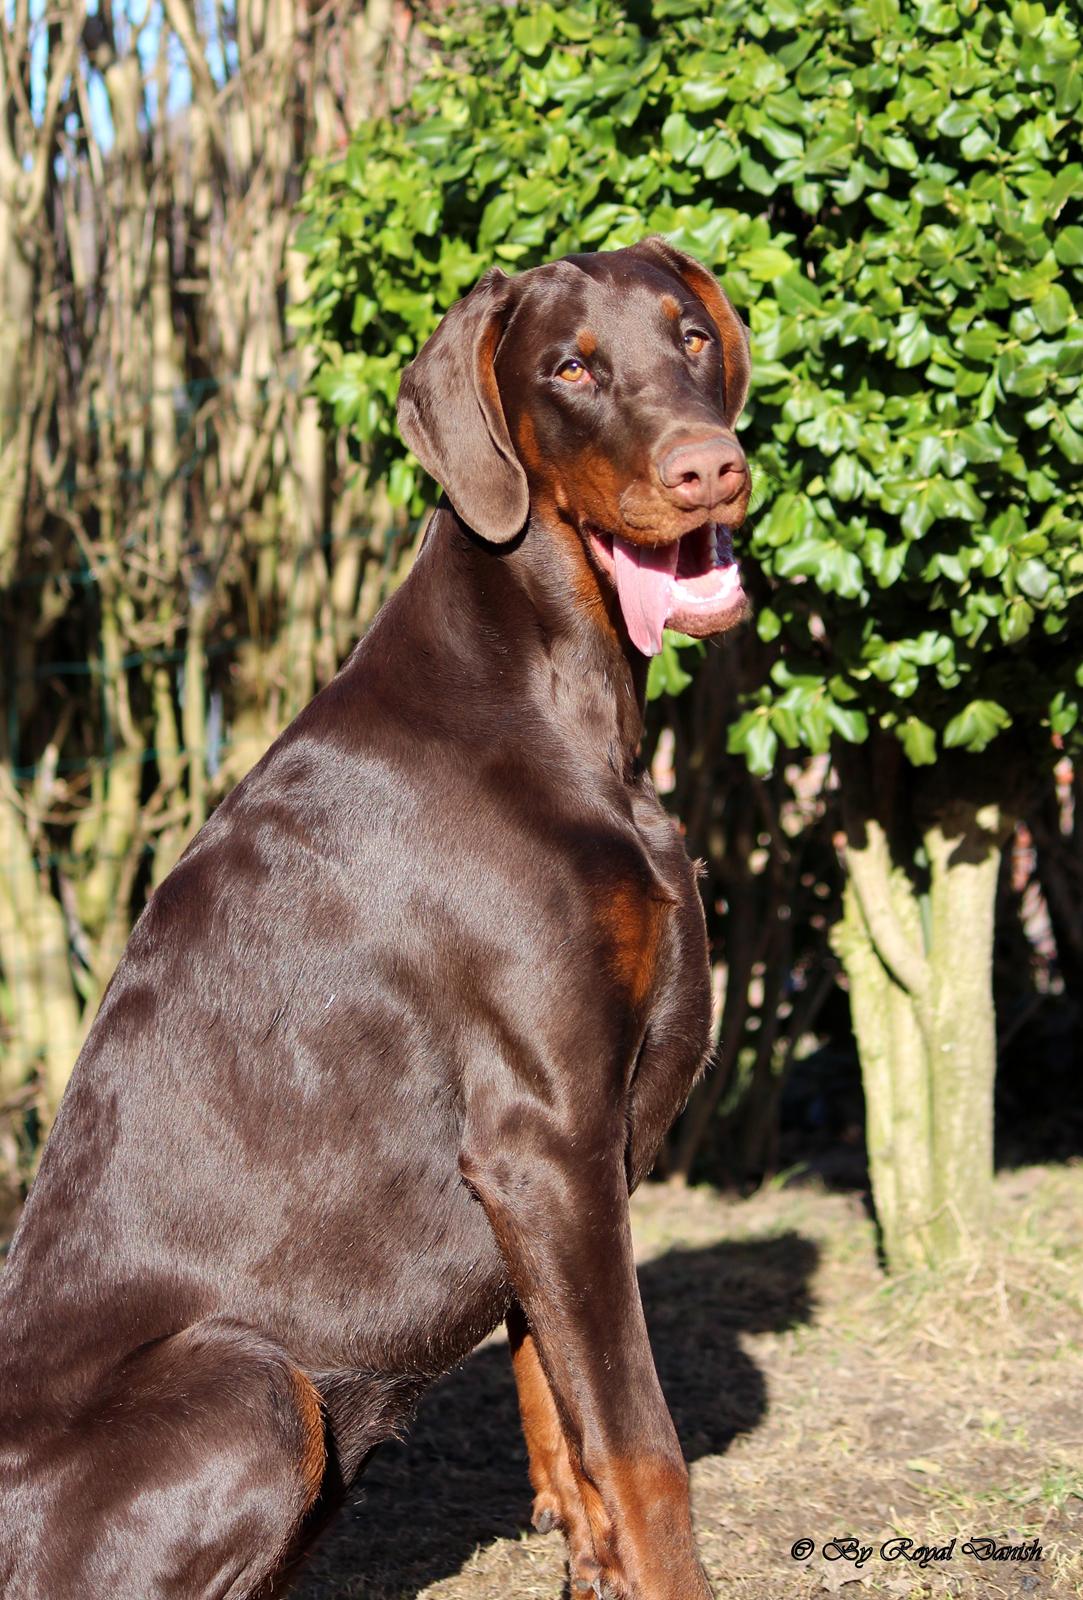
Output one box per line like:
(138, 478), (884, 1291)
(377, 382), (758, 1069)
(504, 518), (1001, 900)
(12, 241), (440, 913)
(295, 0), (1083, 771)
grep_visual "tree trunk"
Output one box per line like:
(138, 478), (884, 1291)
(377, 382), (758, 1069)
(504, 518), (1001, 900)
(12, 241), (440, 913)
(834, 873), (935, 1270)
(834, 747), (1015, 1272)
(923, 801), (1005, 1261)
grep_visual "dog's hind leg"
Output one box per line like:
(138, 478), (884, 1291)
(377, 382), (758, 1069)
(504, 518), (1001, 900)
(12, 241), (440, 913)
(29, 1318), (326, 1600)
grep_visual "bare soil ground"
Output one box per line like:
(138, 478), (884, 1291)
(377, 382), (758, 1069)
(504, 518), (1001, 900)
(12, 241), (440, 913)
(293, 1164), (1083, 1600)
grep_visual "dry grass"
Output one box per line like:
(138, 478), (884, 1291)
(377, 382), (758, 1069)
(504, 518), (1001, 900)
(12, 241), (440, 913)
(293, 1162), (1083, 1600)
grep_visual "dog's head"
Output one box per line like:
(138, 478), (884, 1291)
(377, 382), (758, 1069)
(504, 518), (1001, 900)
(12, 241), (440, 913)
(397, 240), (751, 656)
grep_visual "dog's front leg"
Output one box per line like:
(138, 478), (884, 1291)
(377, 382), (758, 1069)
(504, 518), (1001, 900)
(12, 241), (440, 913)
(506, 1299), (601, 1586)
(461, 1122), (711, 1600)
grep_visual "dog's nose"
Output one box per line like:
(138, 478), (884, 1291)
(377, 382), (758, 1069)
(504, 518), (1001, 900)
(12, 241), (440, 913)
(657, 434), (747, 511)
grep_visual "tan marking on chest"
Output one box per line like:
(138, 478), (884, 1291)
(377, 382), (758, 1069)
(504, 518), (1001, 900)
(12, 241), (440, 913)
(598, 883), (668, 1010)
(290, 1365), (327, 1511)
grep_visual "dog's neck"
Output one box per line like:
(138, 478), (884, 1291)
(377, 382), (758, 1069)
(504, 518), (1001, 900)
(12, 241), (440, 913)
(403, 504), (648, 777)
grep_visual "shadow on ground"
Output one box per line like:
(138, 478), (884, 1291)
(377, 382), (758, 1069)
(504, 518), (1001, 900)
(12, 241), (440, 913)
(292, 1230), (818, 1600)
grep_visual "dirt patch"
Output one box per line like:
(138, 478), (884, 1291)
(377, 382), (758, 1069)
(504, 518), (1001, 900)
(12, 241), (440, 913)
(293, 1164), (1083, 1600)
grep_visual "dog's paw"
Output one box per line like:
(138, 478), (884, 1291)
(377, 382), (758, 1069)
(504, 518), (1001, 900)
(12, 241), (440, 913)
(531, 1492), (564, 1536)
(570, 1556), (602, 1594)
(570, 1554), (623, 1600)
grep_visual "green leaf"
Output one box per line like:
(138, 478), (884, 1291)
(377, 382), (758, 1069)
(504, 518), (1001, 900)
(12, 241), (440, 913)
(1032, 285), (1073, 336)
(661, 112), (697, 163)
(959, 326), (1001, 362)
(896, 312), (933, 368)
(738, 247), (796, 281)
(1051, 414), (1083, 464)
(746, 715), (779, 774)
(898, 716), (937, 765)
(1016, 558), (1053, 601)
(943, 700), (1012, 752)
(757, 120), (803, 161)
(677, 79), (731, 112)
(957, 422), (1001, 464)
(552, 8), (594, 39)
(479, 190), (517, 246)
(827, 453), (860, 501)
(512, 9), (555, 56)
(1054, 226), (1083, 267)
(387, 455), (415, 506)
(739, 151), (778, 194)
(1050, 690), (1079, 737)
(999, 597), (1034, 644)
(824, 700), (868, 743)
(728, 710), (778, 775)
(757, 607), (783, 642)
(652, 635), (692, 698)
(776, 274), (823, 314)
(899, 484), (937, 539)
(880, 134), (919, 171)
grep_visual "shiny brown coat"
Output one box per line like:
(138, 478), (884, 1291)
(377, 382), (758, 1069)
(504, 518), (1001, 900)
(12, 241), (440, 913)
(0, 239), (751, 1600)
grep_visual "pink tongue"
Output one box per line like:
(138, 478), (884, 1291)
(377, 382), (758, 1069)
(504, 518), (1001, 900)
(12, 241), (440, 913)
(613, 536), (678, 657)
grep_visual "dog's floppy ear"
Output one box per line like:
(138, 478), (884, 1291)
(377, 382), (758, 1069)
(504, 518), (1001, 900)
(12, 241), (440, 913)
(636, 237), (751, 427)
(397, 267), (529, 543)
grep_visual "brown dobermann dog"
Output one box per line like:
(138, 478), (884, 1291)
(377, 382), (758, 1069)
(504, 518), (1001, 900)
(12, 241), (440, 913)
(0, 237), (751, 1600)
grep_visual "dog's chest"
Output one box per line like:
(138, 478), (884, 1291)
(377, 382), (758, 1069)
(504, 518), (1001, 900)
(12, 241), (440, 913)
(590, 792), (710, 1026)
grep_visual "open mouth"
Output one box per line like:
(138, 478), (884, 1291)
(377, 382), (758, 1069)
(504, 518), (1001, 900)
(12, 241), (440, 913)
(587, 524), (746, 657)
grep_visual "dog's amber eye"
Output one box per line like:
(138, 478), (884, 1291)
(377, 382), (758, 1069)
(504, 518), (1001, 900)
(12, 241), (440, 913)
(557, 359), (591, 383)
(683, 331), (708, 355)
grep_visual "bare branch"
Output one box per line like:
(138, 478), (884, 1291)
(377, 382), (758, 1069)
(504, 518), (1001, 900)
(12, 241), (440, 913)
(0, 20), (26, 200)
(21, 1), (87, 226)
(160, 0), (229, 163)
